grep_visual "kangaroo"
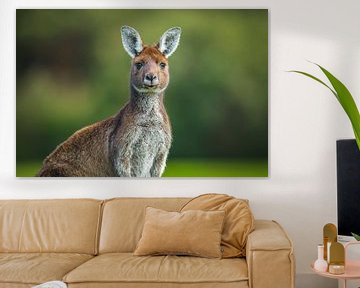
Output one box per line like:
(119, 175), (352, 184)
(37, 26), (181, 177)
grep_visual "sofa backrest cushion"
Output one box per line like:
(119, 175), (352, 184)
(0, 199), (102, 254)
(181, 194), (254, 258)
(134, 207), (225, 258)
(99, 198), (189, 253)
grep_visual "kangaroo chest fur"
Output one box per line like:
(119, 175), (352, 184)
(129, 111), (169, 176)
(112, 96), (171, 177)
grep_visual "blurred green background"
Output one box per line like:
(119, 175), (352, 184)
(16, 9), (268, 177)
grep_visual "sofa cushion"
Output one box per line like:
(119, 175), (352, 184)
(63, 253), (248, 285)
(134, 207), (225, 258)
(181, 194), (254, 258)
(0, 199), (102, 254)
(99, 198), (190, 253)
(0, 284), (33, 288)
(0, 253), (93, 285)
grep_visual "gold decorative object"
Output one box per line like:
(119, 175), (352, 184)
(323, 223), (337, 261)
(329, 242), (345, 265)
(328, 264), (345, 275)
(329, 242), (345, 275)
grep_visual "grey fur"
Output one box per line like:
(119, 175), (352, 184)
(121, 26), (143, 58)
(159, 27), (181, 58)
(110, 89), (172, 177)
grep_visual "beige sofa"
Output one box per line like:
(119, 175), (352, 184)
(0, 198), (295, 288)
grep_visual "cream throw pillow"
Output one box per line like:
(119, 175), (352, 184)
(134, 207), (225, 258)
(181, 193), (255, 258)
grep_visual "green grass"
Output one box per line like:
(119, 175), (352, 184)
(17, 159), (267, 177)
(17, 162), (42, 177)
(163, 159), (267, 177)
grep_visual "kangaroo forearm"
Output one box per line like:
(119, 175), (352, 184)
(114, 160), (131, 176)
(150, 165), (163, 177)
(150, 151), (168, 177)
(113, 149), (133, 177)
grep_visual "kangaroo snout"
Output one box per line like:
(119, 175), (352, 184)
(144, 73), (159, 86)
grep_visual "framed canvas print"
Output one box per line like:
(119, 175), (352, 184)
(16, 9), (268, 177)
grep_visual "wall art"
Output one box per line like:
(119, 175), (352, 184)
(16, 9), (268, 177)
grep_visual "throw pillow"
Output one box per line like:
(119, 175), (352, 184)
(134, 207), (225, 258)
(181, 193), (254, 258)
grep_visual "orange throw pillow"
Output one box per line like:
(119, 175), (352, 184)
(181, 194), (254, 258)
(134, 207), (225, 258)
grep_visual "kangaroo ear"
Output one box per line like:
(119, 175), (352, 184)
(158, 27), (181, 58)
(121, 26), (143, 58)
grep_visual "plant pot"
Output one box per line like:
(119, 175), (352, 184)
(337, 139), (360, 237)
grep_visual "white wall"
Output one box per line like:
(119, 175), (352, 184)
(1, 0), (359, 287)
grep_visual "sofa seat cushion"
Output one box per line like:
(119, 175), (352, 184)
(0, 253), (93, 285)
(64, 253), (248, 285)
(67, 283), (249, 288)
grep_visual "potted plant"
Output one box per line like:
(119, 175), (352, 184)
(291, 63), (360, 241)
(352, 233), (360, 241)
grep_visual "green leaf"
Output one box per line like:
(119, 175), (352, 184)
(289, 64), (360, 150)
(288, 70), (337, 98)
(351, 232), (360, 241)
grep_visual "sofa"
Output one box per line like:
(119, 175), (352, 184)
(0, 198), (295, 288)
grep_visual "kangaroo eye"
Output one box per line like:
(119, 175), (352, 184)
(135, 62), (143, 70)
(159, 62), (166, 69)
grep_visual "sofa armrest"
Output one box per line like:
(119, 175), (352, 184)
(246, 220), (295, 288)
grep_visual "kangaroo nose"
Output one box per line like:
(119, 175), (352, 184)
(145, 74), (157, 81)
(144, 73), (159, 86)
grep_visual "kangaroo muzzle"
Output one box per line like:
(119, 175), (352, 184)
(144, 73), (159, 87)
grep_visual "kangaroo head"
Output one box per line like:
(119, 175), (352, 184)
(121, 26), (181, 95)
